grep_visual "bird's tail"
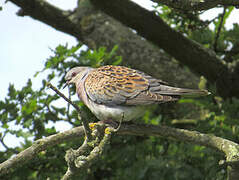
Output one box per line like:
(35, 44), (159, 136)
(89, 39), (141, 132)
(158, 85), (210, 97)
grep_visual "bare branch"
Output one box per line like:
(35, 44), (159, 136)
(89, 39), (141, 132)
(213, 7), (226, 51)
(0, 132), (19, 154)
(118, 124), (239, 157)
(46, 82), (92, 141)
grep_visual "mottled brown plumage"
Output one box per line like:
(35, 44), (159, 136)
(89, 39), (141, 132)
(65, 65), (209, 121)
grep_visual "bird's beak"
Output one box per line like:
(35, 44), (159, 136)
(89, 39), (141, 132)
(63, 83), (68, 89)
(63, 80), (70, 89)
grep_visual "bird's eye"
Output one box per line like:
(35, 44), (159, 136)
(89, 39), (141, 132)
(72, 72), (77, 77)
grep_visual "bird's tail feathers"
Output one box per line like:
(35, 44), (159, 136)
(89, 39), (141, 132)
(158, 85), (210, 97)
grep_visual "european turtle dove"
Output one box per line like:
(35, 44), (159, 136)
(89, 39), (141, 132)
(65, 65), (209, 122)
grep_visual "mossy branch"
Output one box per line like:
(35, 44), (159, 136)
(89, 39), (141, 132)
(1, 123), (239, 178)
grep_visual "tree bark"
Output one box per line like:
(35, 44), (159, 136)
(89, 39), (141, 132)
(8, 0), (239, 98)
(1, 123), (239, 179)
(90, 0), (239, 98)
(8, 0), (200, 88)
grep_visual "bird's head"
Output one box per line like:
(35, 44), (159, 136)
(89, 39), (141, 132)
(64, 66), (92, 88)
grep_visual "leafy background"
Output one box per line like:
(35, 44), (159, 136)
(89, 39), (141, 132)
(1, 2), (239, 180)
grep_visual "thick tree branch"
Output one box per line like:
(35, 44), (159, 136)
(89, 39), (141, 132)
(151, 0), (239, 11)
(0, 126), (85, 176)
(62, 124), (114, 180)
(1, 123), (239, 178)
(8, 0), (239, 97)
(120, 124), (239, 157)
(90, 0), (239, 98)
(8, 0), (200, 89)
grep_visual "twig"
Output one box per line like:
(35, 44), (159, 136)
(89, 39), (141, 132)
(46, 82), (92, 140)
(46, 82), (80, 113)
(0, 132), (10, 150)
(213, 7), (226, 51)
(0, 132), (19, 154)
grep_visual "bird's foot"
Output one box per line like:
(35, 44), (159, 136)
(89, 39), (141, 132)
(98, 119), (122, 133)
(98, 119), (119, 129)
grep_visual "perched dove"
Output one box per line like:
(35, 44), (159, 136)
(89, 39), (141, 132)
(65, 65), (209, 122)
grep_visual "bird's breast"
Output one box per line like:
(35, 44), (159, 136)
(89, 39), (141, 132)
(86, 99), (146, 122)
(76, 80), (146, 122)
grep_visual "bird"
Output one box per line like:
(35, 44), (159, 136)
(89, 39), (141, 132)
(64, 65), (210, 122)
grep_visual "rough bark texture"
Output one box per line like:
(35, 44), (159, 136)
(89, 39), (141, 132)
(90, 0), (239, 98)
(9, 0), (239, 98)
(5, 0), (239, 179)
(76, 0), (200, 87)
(8, 0), (200, 88)
(0, 126), (85, 176)
(1, 123), (239, 179)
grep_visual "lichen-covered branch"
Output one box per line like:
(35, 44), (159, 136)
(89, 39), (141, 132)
(1, 123), (239, 178)
(62, 124), (114, 180)
(0, 126), (84, 176)
(118, 124), (239, 157)
(119, 123), (239, 180)
(151, 0), (239, 11)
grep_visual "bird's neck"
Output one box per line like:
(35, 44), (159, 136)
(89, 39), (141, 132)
(75, 72), (91, 106)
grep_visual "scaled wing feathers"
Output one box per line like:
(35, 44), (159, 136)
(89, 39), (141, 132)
(84, 65), (180, 106)
(84, 66), (149, 105)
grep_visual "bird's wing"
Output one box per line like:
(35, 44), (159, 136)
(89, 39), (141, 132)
(84, 65), (179, 106)
(84, 65), (148, 105)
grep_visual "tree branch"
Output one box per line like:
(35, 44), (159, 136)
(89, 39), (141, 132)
(90, 0), (237, 98)
(62, 124), (114, 180)
(151, 0), (239, 11)
(213, 7), (226, 51)
(0, 126), (85, 176)
(119, 124), (239, 157)
(8, 0), (200, 89)
(8, 0), (239, 97)
(0, 132), (19, 154)
(46, 82), (92, 140)
(1, 123), (239, 177)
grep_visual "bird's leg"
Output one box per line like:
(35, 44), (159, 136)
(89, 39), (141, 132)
(98, 119), (119, 129)
(114, 113), (124, 132)
(99, 113), (124, 132)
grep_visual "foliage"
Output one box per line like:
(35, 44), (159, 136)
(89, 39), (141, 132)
(158, 5), (239, 62)
(1, 3), (239, 180)
(0, 44), (121, 179)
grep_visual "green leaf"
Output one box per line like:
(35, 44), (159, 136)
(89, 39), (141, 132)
(8, 84), (17, 99)
(21, 99), (37, 115)
(2, 123), (9, 129)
